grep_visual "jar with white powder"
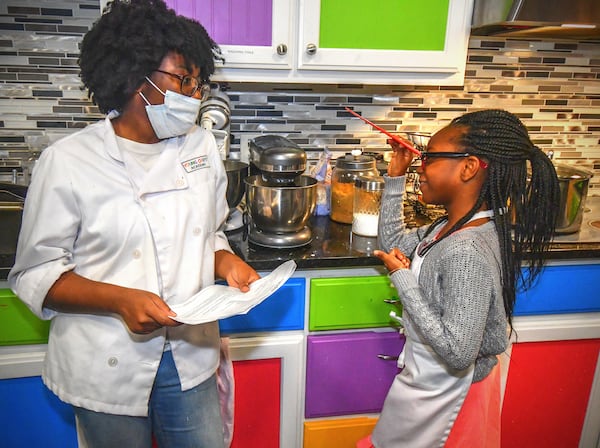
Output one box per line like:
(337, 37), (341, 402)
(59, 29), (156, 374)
(352, 175), (384, 237)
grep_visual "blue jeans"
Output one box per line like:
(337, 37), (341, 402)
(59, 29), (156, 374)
(74, 350), (225, 448)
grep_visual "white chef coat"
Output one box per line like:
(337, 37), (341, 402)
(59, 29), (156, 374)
(8, 114), (233, 416)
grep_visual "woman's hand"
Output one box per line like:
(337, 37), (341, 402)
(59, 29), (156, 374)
(373, 247), (411, 274)
(387, 138), (416, 177)
(44, 270), (180, 334)
(215, 250), (260, 292)
(117, 288), (181, 334)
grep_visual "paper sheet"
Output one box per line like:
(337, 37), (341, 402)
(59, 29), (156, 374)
(170, 260), (297, 325)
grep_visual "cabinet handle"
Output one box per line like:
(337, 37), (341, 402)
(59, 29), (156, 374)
(306, 43), (317, 55)
(276, 44), (287, 55)
(384, 299), (400, 304)
(377, 354), (399, 361)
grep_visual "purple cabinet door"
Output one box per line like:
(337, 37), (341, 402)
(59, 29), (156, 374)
(165, 0), (273, 46)
(305, 331), (405, 418)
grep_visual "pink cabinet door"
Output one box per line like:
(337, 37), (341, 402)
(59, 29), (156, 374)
(165, 0), (273, 46)
(305, 331), (405, 418)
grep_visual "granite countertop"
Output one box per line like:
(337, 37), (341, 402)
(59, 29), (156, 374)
(2, 199), (600, 281)
(228, 196), (600, 271)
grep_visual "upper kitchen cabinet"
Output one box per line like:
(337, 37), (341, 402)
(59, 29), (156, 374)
(297, 0), (474, 85)
(167, 0), (475, 86)
(165, 0), (294, 69)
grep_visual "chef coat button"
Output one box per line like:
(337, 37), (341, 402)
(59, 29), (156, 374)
(133, 249), (141, 259)
(108, 357), (118, 367)
(193, 227), (201, 236)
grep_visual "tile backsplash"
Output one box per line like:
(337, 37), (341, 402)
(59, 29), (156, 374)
(1, 1), (599, 193)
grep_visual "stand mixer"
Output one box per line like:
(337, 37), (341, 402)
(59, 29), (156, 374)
(244, 135), (317, 248)
(223, 160), (248, 231)
(199, 84), (248, 231)
(198, 83), (231, 159)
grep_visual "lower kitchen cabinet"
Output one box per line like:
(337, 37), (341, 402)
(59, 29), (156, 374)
(305, 331), (404, 418)
(502, 338), (600, 448)
(309, 276), (399, 331)
(0, 375), (77, 448)
(0, 288), (49, 345)
(229, 333), (304, 447)
(515, 263), (600, 315)
(304, 417), (377, 448)
(219, 278), (305, 334)
(230, 358), (281, 448)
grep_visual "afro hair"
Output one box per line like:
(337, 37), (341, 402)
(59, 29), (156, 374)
(78, 0), (223, 114)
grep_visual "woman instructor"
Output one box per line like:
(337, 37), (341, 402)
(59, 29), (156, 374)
(8, 1), (259, 446)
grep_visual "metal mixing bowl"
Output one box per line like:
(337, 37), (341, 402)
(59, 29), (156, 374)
(224, 160), (248, 209)
(245, 175), (317, 233)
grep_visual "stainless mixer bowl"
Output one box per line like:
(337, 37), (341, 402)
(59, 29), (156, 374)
(245, 175), (317, 233)
(224, 160), (248, 209)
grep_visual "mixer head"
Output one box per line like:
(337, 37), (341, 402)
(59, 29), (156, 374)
(249, 135), (307, 185)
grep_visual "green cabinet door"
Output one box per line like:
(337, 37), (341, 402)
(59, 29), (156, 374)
(319, 0), (449, 51)
(309, 276), (401, 331)
(0, 289), (50, 345)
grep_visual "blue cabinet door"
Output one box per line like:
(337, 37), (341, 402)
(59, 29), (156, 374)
(219, 278), (305, 334)
(515, 264), (600, 315)
(0, 376), (77, 448)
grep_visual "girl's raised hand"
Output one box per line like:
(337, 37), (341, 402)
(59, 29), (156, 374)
(387, 138), (416, 177)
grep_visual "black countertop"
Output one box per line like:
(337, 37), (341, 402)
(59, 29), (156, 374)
(227, 214), (600, 272)
(3, 205), (600, 282)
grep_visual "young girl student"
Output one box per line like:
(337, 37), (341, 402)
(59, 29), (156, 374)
(365, 109), (560, 447)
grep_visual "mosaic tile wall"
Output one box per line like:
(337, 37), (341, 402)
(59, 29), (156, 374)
(1, 1), (599, 194)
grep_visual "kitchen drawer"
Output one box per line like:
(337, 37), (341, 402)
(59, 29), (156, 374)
(0, 376), (77, 447)
(309, 276), (399, 331)
(219, 278), (305, 334)
(0, 289), (49, 346)
(304, 417), (377, 448)
(515, 264), (600, 315)
(305, 331), (404, 418)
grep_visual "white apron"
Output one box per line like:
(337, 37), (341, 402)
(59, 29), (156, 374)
(372, 211), (493, 448)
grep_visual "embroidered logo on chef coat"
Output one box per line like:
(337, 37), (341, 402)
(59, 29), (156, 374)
(182, 155), (209, 173)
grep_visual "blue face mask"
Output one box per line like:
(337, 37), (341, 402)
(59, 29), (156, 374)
(139, 77), (201, 139)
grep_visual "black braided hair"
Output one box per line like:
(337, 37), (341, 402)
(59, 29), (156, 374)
(426, 110), (560, 329)
(78, 0), (224, 114)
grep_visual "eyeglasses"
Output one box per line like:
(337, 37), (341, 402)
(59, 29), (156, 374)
(418, 151), (489, 169)
(154, 69), (210, 100)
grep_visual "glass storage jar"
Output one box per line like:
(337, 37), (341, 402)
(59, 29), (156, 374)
(352, 175), (384, 237)
(330, 151), (377, 224)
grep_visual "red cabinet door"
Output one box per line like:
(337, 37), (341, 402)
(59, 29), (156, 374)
(502, 339), (600, 448)
(231, 358), (281, 448)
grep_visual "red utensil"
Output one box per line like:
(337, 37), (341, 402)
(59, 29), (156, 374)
(344, 107), (421, 156)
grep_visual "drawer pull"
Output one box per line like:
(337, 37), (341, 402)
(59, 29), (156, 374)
(389, 310), (404, 326)
(384, 298), (400, 304)
(377, 354), (399, 361)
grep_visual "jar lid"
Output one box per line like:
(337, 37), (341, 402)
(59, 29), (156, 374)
(335, 154), (376, 170)
(355, 175), (384, 191)
(553, 162), (593, 180)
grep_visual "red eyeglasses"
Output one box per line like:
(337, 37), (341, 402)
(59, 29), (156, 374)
(418, 151), (489, 169)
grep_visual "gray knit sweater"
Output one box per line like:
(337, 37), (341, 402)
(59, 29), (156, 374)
(379, 175), (508, 382)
